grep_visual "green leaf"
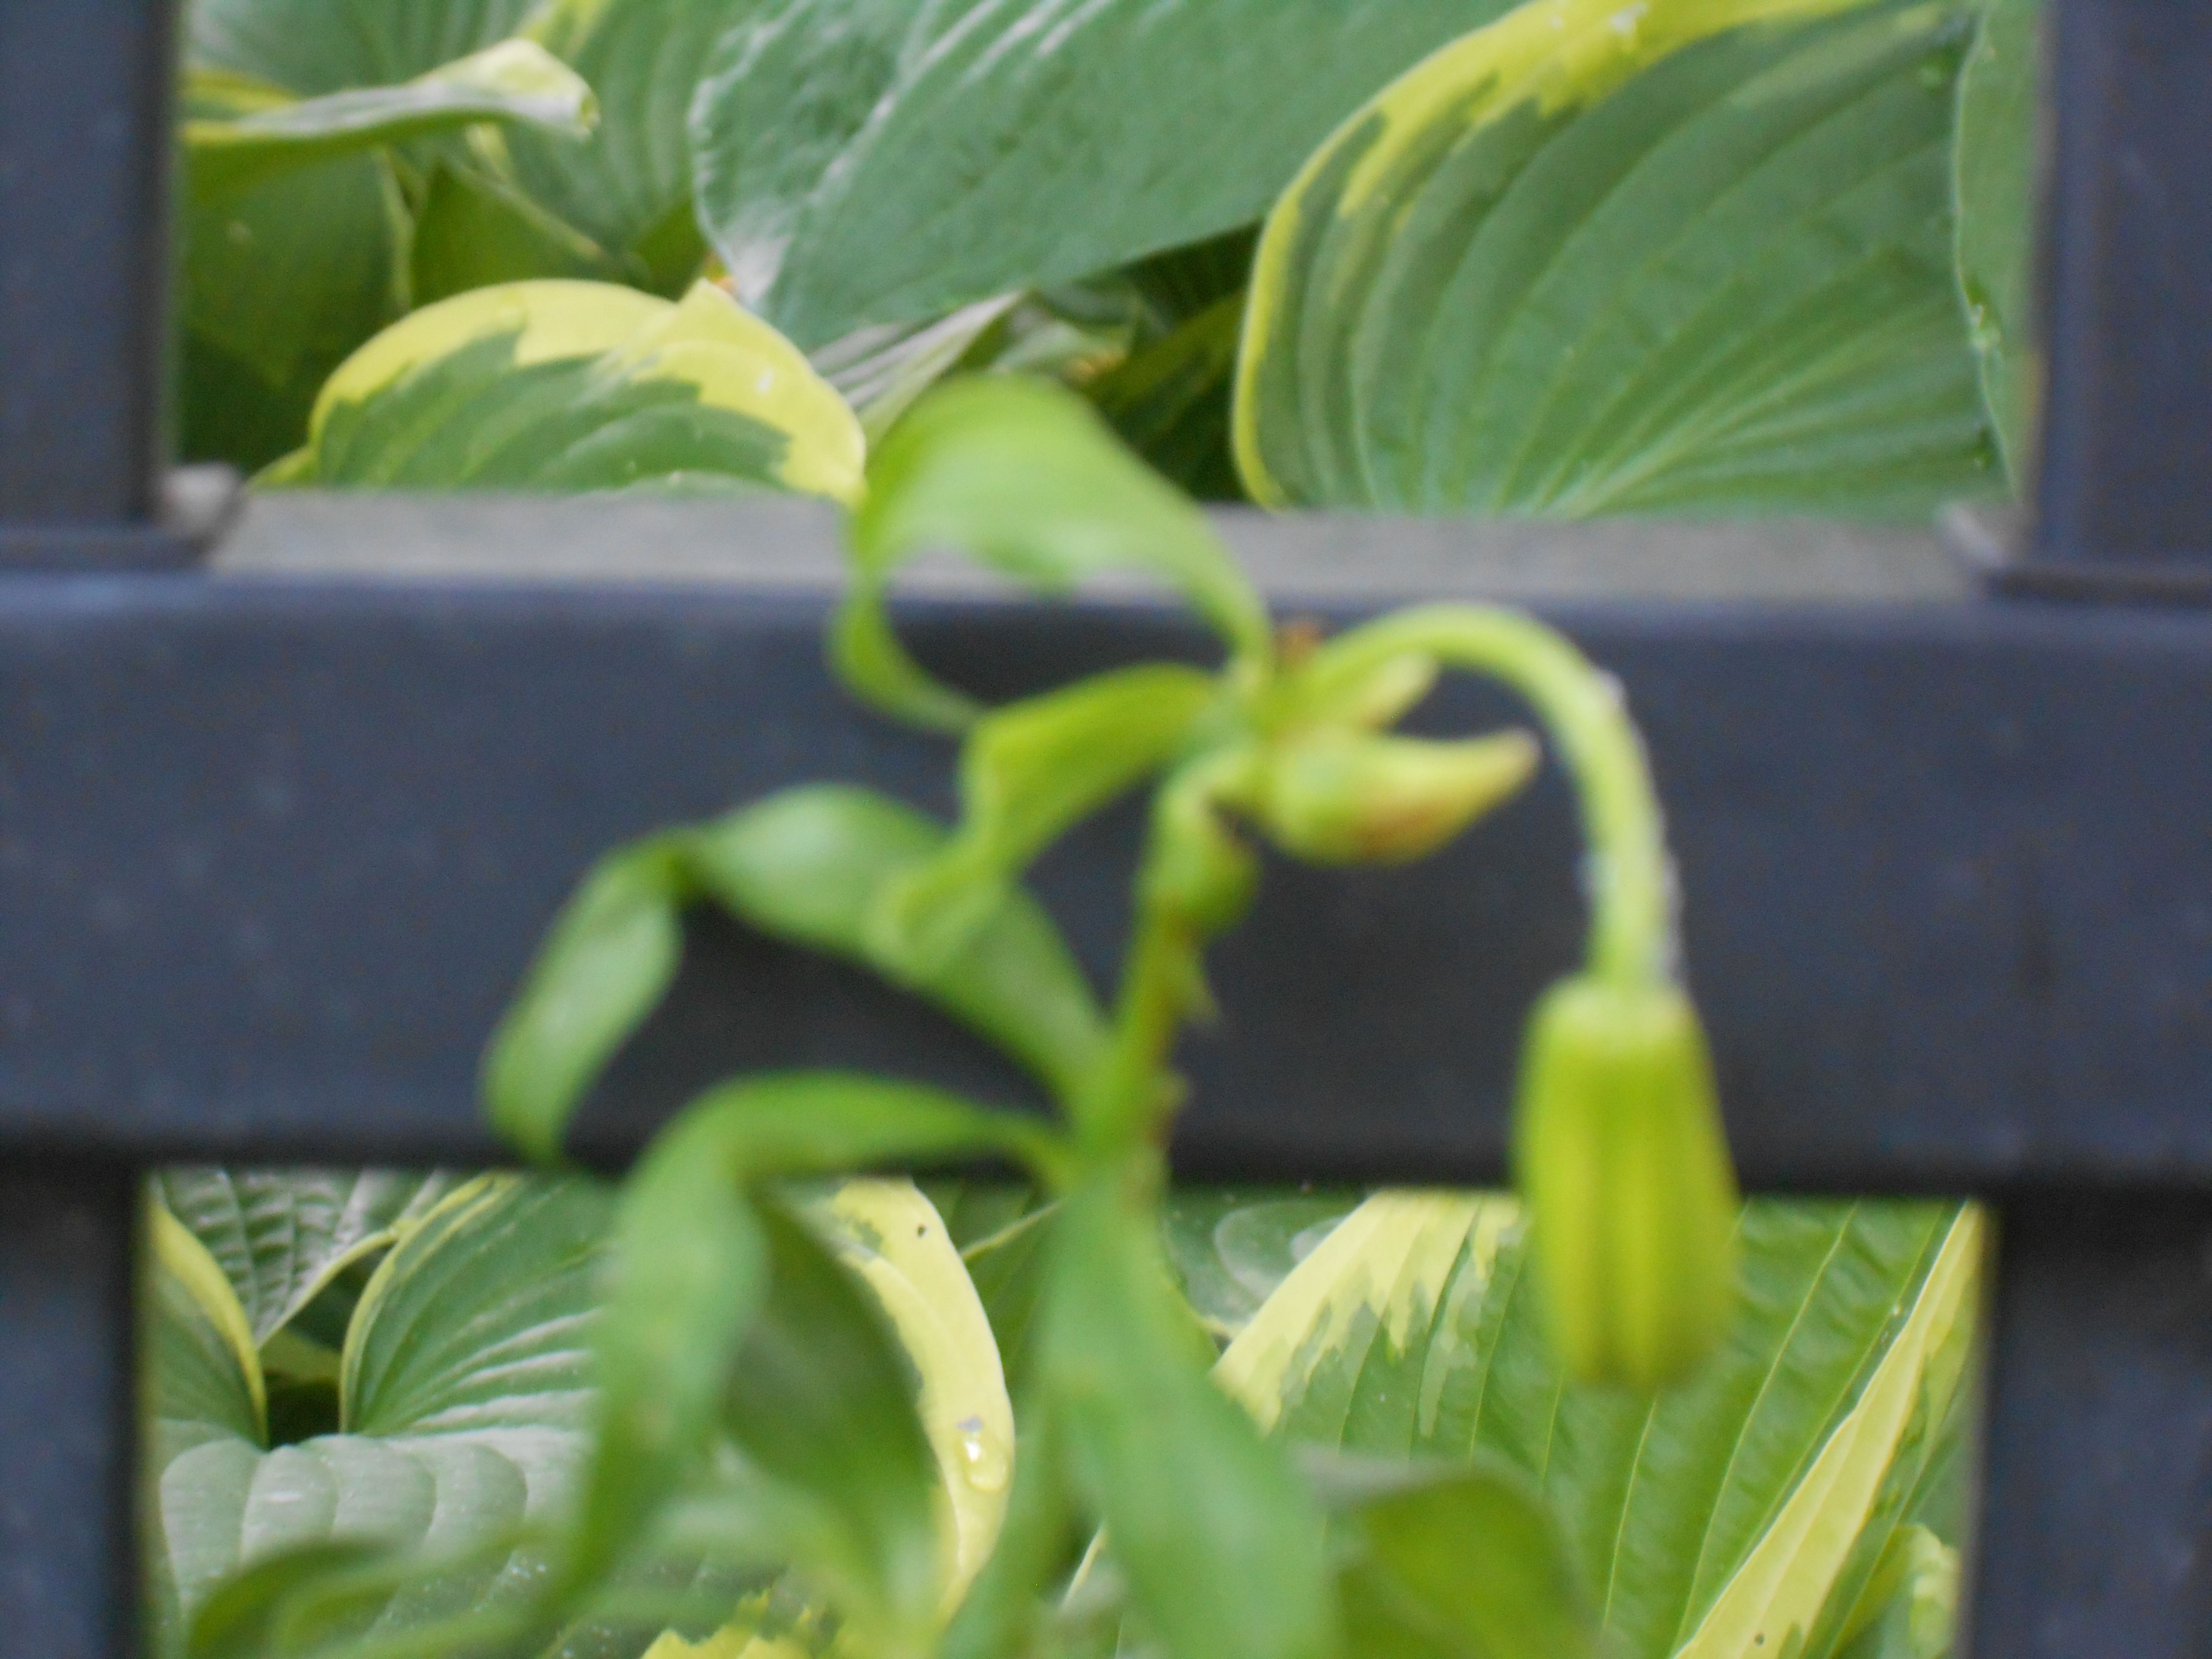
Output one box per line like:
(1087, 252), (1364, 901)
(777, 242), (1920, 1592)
(809, 1180), (1018, 1604)
(689, 0), (1520, 348)
(1214, 1194), (1982, 1659)
(147, 1202), (270, 1456)
(721, 1199), (947, 1649)
(563, 1080), (1042, 1611)
(1089, 294), (1250, 503)
(188, 0), (541, 95)
(813, 296), (1025, 445)
(1334, 1460), (1599, 1659)
(175, 70), (410, 471)
(145, 1175), (612, 1659)
(501, 0), (749, 285)
(182, 43), (597, 195)
(1952, 0), (2040, 482)
(843, 377), (1269, 733)
(485, 839), (691, 1164)
(154, 1169), (462, 1347)
(1043, 1178), (1338, 1659)
(883, 665), (1223, 964)
(1235, 0), (2000, 517)
(1159, 1187), (1360, 1343)
(410, 159), (626, 304)
(285, 277), (865, 497)
(684, 785), (1113, 1111)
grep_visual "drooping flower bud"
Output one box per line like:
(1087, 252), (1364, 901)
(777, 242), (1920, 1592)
(1257, 730), (1538, 866)
(1143, 788), (1259, 938)
(1510, 974), (1739, 1390)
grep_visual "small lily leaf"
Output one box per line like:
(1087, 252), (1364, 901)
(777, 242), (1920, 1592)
(722, 1199), (946, 1651)
(484, 838), (691, 1164)
(563, 1076), (1049, 1611)
(1235, 0), (1997, 517)
(183, 42), (597, 195)
(1953, 0), (2041, 481)
(884, 665), (1222, 964)
(1337, 1460), (1599, 1659)
(1043, 1178), (1337, 1659)
(842, 377), (1270, 733)
(685, 785), (1112, 1111)
(288, 278), (865, 499)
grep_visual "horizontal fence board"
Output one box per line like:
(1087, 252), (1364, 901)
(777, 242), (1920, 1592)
(0, 499), (2203, 1192)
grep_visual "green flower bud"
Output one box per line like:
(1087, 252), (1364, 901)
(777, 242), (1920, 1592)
(1144, 788), (1260, 938)
(1511, 975), (1739, 1390)
(1258, 730), (1538, 866)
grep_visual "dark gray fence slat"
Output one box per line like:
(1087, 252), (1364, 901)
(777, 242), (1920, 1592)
(0, 1166), (139, 1659)
(1970, 1199), (2212, 1659)
(0, 0), (174, 528)
(0, 538), (2204, 1196)
(2034, 0), (2212, 566)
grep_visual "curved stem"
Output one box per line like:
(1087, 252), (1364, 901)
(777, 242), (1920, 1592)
(1307, 605), (1677, 987)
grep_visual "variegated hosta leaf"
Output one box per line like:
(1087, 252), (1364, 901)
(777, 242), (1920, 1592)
(188, 0), (542, 96)
(1160, 1188), (1361, 1344)
(802, 1179), (1016, 1608)
(1234, 0), (2000, 517)
(145, 1175), (612, 1659)
(1216, 1194), (1981, 1659)
(155, 1168), (462, 1349)
(181, 44), (597, 196)
(689, 0), (1524, 349)
(501, 0), (762, 291)
(272, 278), (865, 498)
(1952, 0), (2040, 482)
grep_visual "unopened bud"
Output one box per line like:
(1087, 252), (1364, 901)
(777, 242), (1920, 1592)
(1259, 730), (1538, 866)
(1511, 975), (1738, 1390)
(1144, 793), (1259, 938)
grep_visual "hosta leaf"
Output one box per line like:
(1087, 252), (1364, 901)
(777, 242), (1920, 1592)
(1952, 0), (2040, 481)
(181, 44), (596, 196)
(1235, 0), (2000, 517)
(154, 1169), (462, 1347)
(145, 1176), (612, 1659)
(410, 159), (627, 304)
(1216, 1194), (1981, 1659)
(148, 1203), (269, 1457)
(279, 278), (864, 497)
(503, 0), (752, 286)
(188, 0), (541, 95)
(1089, 296), (1250, 503)
(808, 1179), (1016, 1604)
(1160, 1187), (1360, 1343)
(174, 70), (410, 470)
(689, 0), (1520, 347)
(812, 297), (1024, 445)
(844, 377), (1268, 733)
(1043, 1178), (1337, 1659)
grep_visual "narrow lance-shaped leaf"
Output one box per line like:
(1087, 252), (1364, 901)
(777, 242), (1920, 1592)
(684, 785), (1114, 1110)
(484, 838), (690, 1164)
(182, 42), (597, 195)
(882, 664), (1223, 965)
(842, 378), (1271, 733)
(557, 1074), (1057, 1615)
(1043, 1178), (1338, 1659)
(487, 787), (1113, 1160)
(1235, 0), (1997, 517)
